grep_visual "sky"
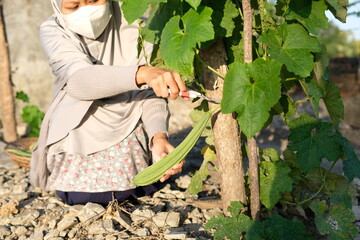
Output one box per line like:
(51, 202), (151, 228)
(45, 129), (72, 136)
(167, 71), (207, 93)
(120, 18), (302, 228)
(326, 0), (360, 40)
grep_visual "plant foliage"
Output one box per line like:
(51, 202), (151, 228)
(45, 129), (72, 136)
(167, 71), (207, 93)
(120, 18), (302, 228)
(114, 0), (359, 238)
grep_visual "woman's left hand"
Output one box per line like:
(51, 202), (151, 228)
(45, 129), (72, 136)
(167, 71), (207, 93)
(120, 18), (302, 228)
(151, 132), (185, 182)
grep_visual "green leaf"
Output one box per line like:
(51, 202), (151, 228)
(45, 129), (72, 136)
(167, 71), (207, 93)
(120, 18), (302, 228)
(221, 59), (282, 138)
(258, 23), (321, 77)
(286, 0), (329, 35)
(264, 214), (314, 240)
(160, 7), (214, 76)
(142, 1), (182, 44)
(330, 181), (352, 209)
(313, 44), (330, 90)
(15, 91), (30, 103)
(185, 0), (201, 9)
(260, 148), (281, 162)
(326, 0), (349, 23)
(288, 115), (340, 173)
(260, 161), (293, 209)
(323, 82), (344, 126)
(299, 77), (324, 118)
(310, 46), (344, 126)
(120, 0), (167, 24)
(188, 146), (216, 195)
(22, 105), (44, 138)
(205, 202), (265, 240)
(205, 0), (239, 37)
(337, 133), (360, 181)
(310, 201), (357, 240)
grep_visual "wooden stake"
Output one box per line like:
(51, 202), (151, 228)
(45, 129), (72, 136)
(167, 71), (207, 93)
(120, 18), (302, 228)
(201, 39), (247, 215)
(242, 0), (261, 220)
(0, 3), (17, 142)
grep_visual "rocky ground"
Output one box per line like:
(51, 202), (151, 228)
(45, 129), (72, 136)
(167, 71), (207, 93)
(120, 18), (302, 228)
(0, 97), (360, 240)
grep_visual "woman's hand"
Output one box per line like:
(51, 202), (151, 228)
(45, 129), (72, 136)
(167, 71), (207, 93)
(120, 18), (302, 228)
(151, 132), (185, 182)
(136, 66), (186, 100)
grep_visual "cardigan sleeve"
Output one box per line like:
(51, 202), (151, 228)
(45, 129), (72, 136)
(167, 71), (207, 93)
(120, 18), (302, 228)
(141, 96), (169, 146)
(39, 17), (141, 100)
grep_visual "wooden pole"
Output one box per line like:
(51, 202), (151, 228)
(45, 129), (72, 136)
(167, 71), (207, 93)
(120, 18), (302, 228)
(201, 39), (247, 215)
(242, 0), (260, 220)
(0, 1), (17, 142)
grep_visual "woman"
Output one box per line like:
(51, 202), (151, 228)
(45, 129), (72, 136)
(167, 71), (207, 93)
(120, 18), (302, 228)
(30, 0), (186, 205)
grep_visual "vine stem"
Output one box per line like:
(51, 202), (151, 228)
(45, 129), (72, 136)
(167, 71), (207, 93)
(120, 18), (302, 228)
(195, 53), (226, 79)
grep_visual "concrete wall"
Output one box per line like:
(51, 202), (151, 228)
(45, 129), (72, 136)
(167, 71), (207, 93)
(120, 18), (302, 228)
(3, 0), (54, 113)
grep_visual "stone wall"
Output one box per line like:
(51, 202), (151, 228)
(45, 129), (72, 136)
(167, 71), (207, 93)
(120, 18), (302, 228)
(3, 0), (54, 114)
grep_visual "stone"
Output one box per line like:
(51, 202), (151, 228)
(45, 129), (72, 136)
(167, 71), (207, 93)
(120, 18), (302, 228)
(44, 229), (60, 240)
(15, 226), (28, 236)
(48, 219), (57, 229)
(12, 182), (28, 194)
(113, 211), (132, 230)
(131, 208), (155, 222)
(78, 203), (105, 223)
(11, 210), (40, 225)
(0, 200), (19, 217)
(164, 227), (187, 239)
(153, 212), (181, 228)
(10, 192), (29, 202)
(353, 206), (360, 221)
(29, 229), (44, 240)
(176, 175), (192, 189)
(133, 227), (150, 237)
(88, 219), (116, 235)
(57, 217), (78, 232)
(67, 228), (77, 238)
(203, 208), (222, 220)
(105, 236), (117, 240)
(0, 225), (11, 237)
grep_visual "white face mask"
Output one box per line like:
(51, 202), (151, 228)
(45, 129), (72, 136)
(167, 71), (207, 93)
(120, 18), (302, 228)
(63, 2), (112, 39)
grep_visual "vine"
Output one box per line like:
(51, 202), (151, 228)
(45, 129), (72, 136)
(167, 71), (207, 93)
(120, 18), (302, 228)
(116, 0), (360, 239)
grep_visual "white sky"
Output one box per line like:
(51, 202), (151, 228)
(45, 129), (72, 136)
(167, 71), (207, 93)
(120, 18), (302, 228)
(326, 0), (360, 40)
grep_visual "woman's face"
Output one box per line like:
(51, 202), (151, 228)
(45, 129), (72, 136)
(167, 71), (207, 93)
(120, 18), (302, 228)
(61, 0), (107, 15)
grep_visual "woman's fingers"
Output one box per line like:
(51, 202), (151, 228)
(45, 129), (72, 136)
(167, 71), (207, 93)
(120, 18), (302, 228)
(160, 160), (185, 182)
(137, 66), (185, 99)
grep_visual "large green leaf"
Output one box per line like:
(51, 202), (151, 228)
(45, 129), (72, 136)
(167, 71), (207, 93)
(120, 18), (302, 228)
(221, 59), (282, 138)
(286, 0), (329, 35)
(288, 115), (340, 173)
(260, 161), (293, 209)
(299, 78), (324, 118)
(313, 47), (344, 126)
(310, 201), (357, 240)
(204, 0), (239, 38)
(120, 0), (167, 24)
(323, 82), (344, 126)
(185, 0), (201, 9)
(258, 23), (321, 78)
(264, 214), (314, 240)
(159, 7), (214, 76)
(330, 181), (352, 209)
(188, 146), (216, 195)
(337, 133), (360, 181)
(325, 0), (349, 23)
(142, 1), (182, 44)
(205, 202), (265, 240)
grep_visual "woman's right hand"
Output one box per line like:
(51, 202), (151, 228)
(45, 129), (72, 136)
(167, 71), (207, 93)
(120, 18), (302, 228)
(135, 66), (186, 100)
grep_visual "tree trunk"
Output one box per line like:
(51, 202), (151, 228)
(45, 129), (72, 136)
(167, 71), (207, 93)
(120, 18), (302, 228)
(201, 39), (247, 214)
(0, 2), (17, 143)
(242, 0), (260, 220)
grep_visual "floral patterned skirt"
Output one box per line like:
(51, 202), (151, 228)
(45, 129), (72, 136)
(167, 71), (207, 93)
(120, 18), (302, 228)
(47, 124), (150, 192)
